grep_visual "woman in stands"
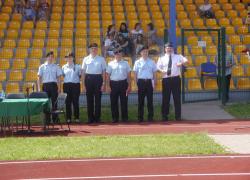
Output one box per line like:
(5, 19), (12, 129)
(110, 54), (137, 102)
(145, 23), (163, 47)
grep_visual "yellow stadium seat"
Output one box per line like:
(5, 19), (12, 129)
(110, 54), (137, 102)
(228, 35), (241, 45)
(8, 21), (21, 29)
(234, 45), (246, 54)
(0, 21), (7, 30)
(237, 78), (250, 89)
(34, 29), (46, 39)
(12, 13), (22, 21)
(194, 56), (207, 66)
(75, 48), (87, 59)
(242, 35), (250, 45)
(62, 29), (73, 38)
(225, 26), (235, 35)
(64, 6), (75, 13)
(89, 21), (100, 28)
(179, 19), (192, 28)
(63, 12), (74, 21)
(20, 29), (32, 39)
(15, 49), (28, 59)
(150, 5), (160, 11)
(6, 82), (20, 93)
(218, 18), (230, 26)
(12, 59), (26, 70)
(239, 55), (250, 65)
(206, 46), (217, 56)
(75, 38), (87, 48)
(46, 39), (59, 49)
(52, 6), (62, 13)
(0, 59), (10, 70)
(89, 28), (101, 37)
(192, 18), (205, 28)
(176, 4), (184, 11)
(137, 5), (148, 12)
(60, 48), (72, 58)
(246, 65), (250, 76)
(214, 10), (225, 18)
(177, 11), (188, 19)
(9, 70), (23, 81)
(177, 45), (189, 55)
(227, 10), (238, 18)
(30, 49), (43, 59)
(186, 4), (196, 11)
(234, 3), (246, 11)
(32, 39), (45, 48)
(17, 39), (30, 48)
(191, 46), (203, 56)
(188, 79), (202, 91)
(114, 12), (125, 21)
(27, 59), (40, 69)
(61, 39), (73, 48)
(22, 21), (34, 29)
(0, 49), (13, 59)
(78, 0), (87, 5)
(76, 12), (87, 20)
(204, 79), (218, 90)
(1, 6), (12, 14)
(36, 21), (48, 30)
(185, 67), (198, 78)
(51, 13), (61, 21)
(0, 13), (10, 22)
(63, 21), (74, 29)
(25, 70), (38, 81)
(239, 10), (248, 18)
(211, 4), (221, 11)
(0, 71), (6, 81)
(6, 29), (18, 39)
(206, 19), (218, 27)
(139, 12), (151, 21)
(201, 36), (214, 45)
(229, 79), (236, 89)
(222, 3), (233, 10)
(75, 29), (87, 38)
(0, 30), (4, 39)
(232, 18), (243, 26)
(50, 21), (61, 29)
(48, 29), (59, 38)
(76, 21), (87, 29)
(3, 39), (16, 48)
(232, 65), (244, 76)
(102, 12), (112, 20)
(237, 26), (249, 35)
(187, 36), (198, 46)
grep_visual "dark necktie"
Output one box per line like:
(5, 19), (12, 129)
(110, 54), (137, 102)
(167, 54), (172, 76)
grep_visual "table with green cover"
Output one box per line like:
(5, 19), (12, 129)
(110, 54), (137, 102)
(0, 98), (51, 132)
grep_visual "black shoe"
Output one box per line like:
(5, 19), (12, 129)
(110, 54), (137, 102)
(112, 119), (118, 123)
(122, 119), (128, 123)
(162, 117), (168, 122)
(138, 119), (144, 123)
(87, 120), (94, 124)
(148, 118), (153, 122)
(95, 119), (101, 123)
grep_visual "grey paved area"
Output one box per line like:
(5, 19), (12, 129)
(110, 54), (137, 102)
(182, 101), (235, 120)
(209, 134), (250, 154)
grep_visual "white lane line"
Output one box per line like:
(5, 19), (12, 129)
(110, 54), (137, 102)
(1, 155), (250, 165)
(18, 173), (250, 180)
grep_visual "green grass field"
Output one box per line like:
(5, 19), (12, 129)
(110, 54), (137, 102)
(0, 133), (227, 161)
(224, 103), (250, 119)
(30, 104), (174, 125)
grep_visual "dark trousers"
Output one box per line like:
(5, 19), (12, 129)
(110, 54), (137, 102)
(42, 82), (58, 123)
(84, 74), (103, 123)
(225, 74), (231, 101)
(137, 79), (154, 121)
(162, 76), (181, 120)
(63, 83), (80, 120)
(110, 79), (128, 122)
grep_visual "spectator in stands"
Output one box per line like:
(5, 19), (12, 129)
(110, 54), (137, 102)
(104, 32), (120, 57)
(23, 1), (36, 21)
(145, 23), (164, 47)
(198, 0), (215, 18)
(37, 0), (49, 21)
(242, 48), (250, 60)
(105, 24), (118, 40)
(117, 34), (130, 56)
(28, 0), (37, 9)
(131, 22), (143, 41)
(14, 0), (25, 13)
(119, 22), (130, 39)
(134, 34), (146, 55)
(245, 10), (250, 25)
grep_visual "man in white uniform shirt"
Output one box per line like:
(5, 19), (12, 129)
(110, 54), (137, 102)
(133, 46), (157, 122)
(37, 51), (62, 124)
(157, 42), (188, 121)
(82, 43), (106, 123)
(106, 49), (131, 123)
(62, 52), (82, 123)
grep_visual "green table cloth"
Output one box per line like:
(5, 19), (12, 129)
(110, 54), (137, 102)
(0, 98), (51, 117)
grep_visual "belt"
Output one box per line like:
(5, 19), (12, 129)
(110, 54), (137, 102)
(43, 82), (57, 85)
(110, 79), (127, 82)
(138, 79), (152, 81)
(163, 76), (180, 79)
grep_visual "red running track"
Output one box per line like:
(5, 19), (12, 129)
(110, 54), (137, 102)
(0, 155), (250, 180)
(1, 119), (249, 137)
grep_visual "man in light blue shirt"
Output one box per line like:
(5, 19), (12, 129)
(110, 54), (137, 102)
(37, 51), (62, 124)
(106, 49), (131, 123)
(62, 52), (82, 123)
(133, 46), (157, 122)
(82, 43), (106, 123)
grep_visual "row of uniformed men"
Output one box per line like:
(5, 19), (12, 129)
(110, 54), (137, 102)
(37, 42), (188, 124)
